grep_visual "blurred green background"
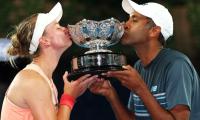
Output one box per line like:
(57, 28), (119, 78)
(0, 0), (200, 120)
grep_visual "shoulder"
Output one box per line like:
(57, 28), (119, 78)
(13, 69), (51, 96)
(162, 49), (198, 79)
(6, 69), (51, 107)
(164, 48), (189, 60)
(161, 48), (192, 66)
(17, 69), (47, 85)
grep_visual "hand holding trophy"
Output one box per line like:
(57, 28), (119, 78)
(68, 18), (127, 80)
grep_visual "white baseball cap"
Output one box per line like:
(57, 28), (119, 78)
(29, 2), (63, 54)
(122, 0), (173, 40)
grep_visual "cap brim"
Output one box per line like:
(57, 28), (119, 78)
(122, 0), (139, 15)
(47, 2), (63, 22)
(29, 2), (63, 54)
(122, 0), (150, 17)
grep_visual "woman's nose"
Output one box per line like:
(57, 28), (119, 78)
(62, 26), (68, 33)
(62, 26), (67, 31)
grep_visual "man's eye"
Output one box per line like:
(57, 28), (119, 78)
(132, 19), (137, 22)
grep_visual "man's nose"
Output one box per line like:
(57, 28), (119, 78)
(124, 22), (129, 30)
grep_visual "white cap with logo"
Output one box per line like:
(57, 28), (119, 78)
(29, 2), (63, 54)
(122, 0), (173, 40)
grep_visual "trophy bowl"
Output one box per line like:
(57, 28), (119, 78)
(67, 18), (127, 80)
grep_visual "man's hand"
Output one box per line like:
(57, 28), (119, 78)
(106, 65), (146, 95)
(89, 79), (118, 101)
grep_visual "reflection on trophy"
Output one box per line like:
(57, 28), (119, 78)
(68, 18), (127, 80)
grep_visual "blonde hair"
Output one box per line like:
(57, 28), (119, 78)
(7, 14), (39, 57)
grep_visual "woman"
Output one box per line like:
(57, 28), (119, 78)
(1, 2), (98, 120)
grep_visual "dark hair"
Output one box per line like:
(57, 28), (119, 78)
(145, 18), (166, 46)
(7, 14), (39, 57)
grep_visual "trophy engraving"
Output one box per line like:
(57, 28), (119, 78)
(68, 18), (127, 80)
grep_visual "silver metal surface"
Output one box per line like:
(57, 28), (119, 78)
(71, 52), (126, 71)
(67, 18), (126, 80)
(68, 18), (124, 53)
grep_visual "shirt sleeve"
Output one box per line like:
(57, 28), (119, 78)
(165, 58), (193, 110)
(127, 92), (135, 111)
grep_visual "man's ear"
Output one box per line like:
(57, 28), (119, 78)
(149, 26), (161, 39)
(39, 36), (50, 47)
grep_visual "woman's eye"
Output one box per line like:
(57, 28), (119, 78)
(57, 26), (62, 30)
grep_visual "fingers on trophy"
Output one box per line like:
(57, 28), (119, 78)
(67, 18), (127, 80)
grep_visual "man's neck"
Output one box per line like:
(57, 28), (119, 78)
(135, 44), (163, 66)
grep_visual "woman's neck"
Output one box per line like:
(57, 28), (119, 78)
(32, 51), (62, 79)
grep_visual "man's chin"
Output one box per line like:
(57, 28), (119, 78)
(120, 39), (128, 45)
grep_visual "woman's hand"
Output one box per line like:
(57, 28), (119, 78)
(62, 71), (98, 99)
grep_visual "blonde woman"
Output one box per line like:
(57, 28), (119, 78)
(1, 2), (98, 120)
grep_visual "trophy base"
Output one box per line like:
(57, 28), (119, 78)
(68, 65), (123, 80)
(68, 52), (126, 80)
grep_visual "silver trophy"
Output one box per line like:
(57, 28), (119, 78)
(68, 18), (127, 80)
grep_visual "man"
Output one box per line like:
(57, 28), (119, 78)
(90, 0), (200, 120)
